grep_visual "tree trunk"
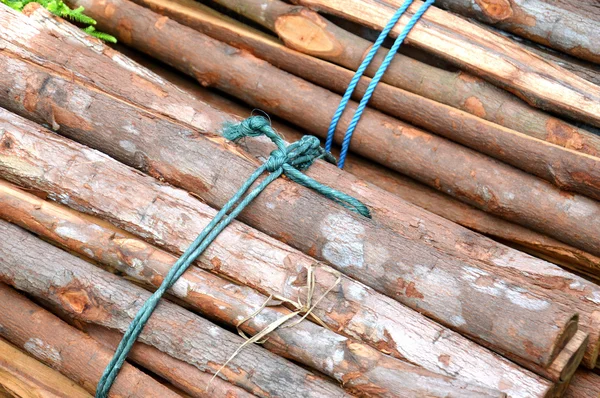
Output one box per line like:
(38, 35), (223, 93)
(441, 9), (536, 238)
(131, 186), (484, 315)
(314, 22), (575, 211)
(0, 182), (502, 397)
(292, 0), (600, 127)
(0, 337), (92, 398)
(63, 0), (600, 259)
(181, 0), (600, 155)
(0, 223), (353, 398)
(0, 283), (180, 398)
(0, 111), (554, 397)
(563, 368), (600, 398)
(434, 0), (600, 64)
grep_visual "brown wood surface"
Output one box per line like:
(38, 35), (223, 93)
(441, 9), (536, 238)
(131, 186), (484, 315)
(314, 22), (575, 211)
(131, 0), (600, 202)
(434, 0), (600, 64)
(193, 0), (600, 155)
(1, 2), (597, 370)
(563, 368), (600, 398)
(0, 25), (578, 372)
(292, 0), (600, 127)
(82, 325), (257, 398)
(0, 337), (92, 398)
(64, 0), (600, 260)
(0, 182), (505, 398)
(0, 111), (553, 397)
(0, 284), (180, 398)
(0, 223), (352, 398)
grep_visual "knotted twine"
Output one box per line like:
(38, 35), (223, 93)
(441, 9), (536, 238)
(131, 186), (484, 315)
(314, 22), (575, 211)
(326, 0), (435, 168)
(96, 116), (370, 397)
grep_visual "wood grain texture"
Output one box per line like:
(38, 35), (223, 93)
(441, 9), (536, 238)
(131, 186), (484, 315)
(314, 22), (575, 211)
(1, 1), (596, 370)
(563, 368), (600, 398)
(0, 222), (351, 398)
(0, 284), (180, 398)
(0, 182), (505, 397)
(0, 337), (92, 398)
(293, 0), (600, 127)
(0, 111), (553, 397)
(435, 0), (600, 64)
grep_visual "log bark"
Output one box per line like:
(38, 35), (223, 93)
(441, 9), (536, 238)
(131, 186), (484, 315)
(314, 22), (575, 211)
(0, 283), (180, 398)
(434, 0), (600, 64)
(129, 0), (600, 202)
(0, 1), (600, 366)
(0, 112), (554, 397)
(563, 368), (600, 398)
(63, 0), (600, 259)
(0, 44), (580, 373)
(0, 337), (92, 398)
(0, 182), (502, 398)
(82, 325), (257, 398)
(291, 0), (600, 127)
(0, 224), (352, 398)
(185, 0), (600, 155)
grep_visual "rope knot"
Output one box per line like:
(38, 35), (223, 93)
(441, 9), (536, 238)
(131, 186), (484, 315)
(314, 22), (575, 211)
(265, 148), (287, 172)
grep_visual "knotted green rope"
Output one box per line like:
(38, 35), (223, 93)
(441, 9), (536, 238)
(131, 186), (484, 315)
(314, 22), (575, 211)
(96, 116), (370, 397)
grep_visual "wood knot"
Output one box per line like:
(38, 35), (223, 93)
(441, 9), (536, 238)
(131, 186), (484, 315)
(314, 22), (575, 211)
(475, 0), (513, 22)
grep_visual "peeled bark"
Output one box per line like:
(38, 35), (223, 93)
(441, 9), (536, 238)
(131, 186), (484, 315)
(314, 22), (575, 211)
(127, 0), (600, 201)
(0, 283), (180, 398)
(563, 368), (600, 398)
(292, 0), (600, 127)
(63, 0), (600, 259)
(82, 325), (258, 398)
(0, 223), (352, 398)
(181, 0), (600, 155)
(0, 112), (554, 397)
(2, 3), (597, 368)
(435, 0), (600, 64)
(0, 182), (499, 398)
(0, 337), (92, 398)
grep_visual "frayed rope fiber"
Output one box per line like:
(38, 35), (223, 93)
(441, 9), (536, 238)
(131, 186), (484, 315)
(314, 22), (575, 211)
(326, 0), (435, 168)
(96, 116), (370, 397)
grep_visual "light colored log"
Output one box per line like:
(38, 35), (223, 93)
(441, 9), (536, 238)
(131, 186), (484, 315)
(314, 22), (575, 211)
(0, 337), (92, 398)
(0, 111), (553, 397)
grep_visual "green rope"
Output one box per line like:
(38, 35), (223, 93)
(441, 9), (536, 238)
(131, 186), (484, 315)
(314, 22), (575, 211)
(96, 116), (370, 397)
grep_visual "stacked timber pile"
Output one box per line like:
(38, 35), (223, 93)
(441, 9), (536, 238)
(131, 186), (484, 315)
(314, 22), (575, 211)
(0, 0), (598, 397)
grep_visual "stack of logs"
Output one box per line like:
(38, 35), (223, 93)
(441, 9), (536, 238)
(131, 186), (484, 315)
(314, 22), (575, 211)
(0, 0), (599, 397)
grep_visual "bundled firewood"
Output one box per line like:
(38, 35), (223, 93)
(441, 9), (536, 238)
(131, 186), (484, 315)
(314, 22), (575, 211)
(0, 0), (599, 396)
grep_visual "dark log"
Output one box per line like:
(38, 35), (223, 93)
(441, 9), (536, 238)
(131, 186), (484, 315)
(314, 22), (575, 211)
(434, 0), (600, 64)
(0, 283), (181, 398)
(0, 111), (553, 396)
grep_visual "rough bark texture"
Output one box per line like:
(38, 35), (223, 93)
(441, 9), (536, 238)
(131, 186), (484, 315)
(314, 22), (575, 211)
(293, 0), (600, 127)
(2, 3), (598, 368)
(0, 283), (180, 398)
(563, 368), (600, 398)
(0, 112), (554, 397)
(0, 337), (92, 398)
(435, 0), (600, 64)
(0, 46), (580, 372)
(62, 0), (600, 259)
(182, 0), (600, 155)
(0, 182), (502, 398)
(82, 325), (258, 398)
(128, 0), (600, 201)
(0, 222), (351, 398)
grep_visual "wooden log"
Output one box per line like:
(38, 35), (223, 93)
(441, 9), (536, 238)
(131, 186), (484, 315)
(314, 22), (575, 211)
(291, 0), (600, 127)
(0, 113), (554, 396)
(563, 368), (600, 398)
(4, 4), (598, 370)
(434, 0), (600, 64)
(187, 0), (600, 155)
(64, 0), (600, 259)
(0, 224), (354, 398)
(82, 325), (257, 398)
(128, 0), (600, 202)
(0, 337), (92, 398)
(0, 283), (180, 398)
(0, 183), (502, 398)
(0, 42), (580, 373)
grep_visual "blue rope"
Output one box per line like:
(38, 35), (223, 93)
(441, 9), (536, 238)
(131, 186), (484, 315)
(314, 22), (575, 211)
(326, 0), (435, 168)
(96, 117), (370, 397)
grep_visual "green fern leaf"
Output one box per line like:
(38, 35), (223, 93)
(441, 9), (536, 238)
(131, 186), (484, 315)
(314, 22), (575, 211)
(83, 25), (117, 43)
